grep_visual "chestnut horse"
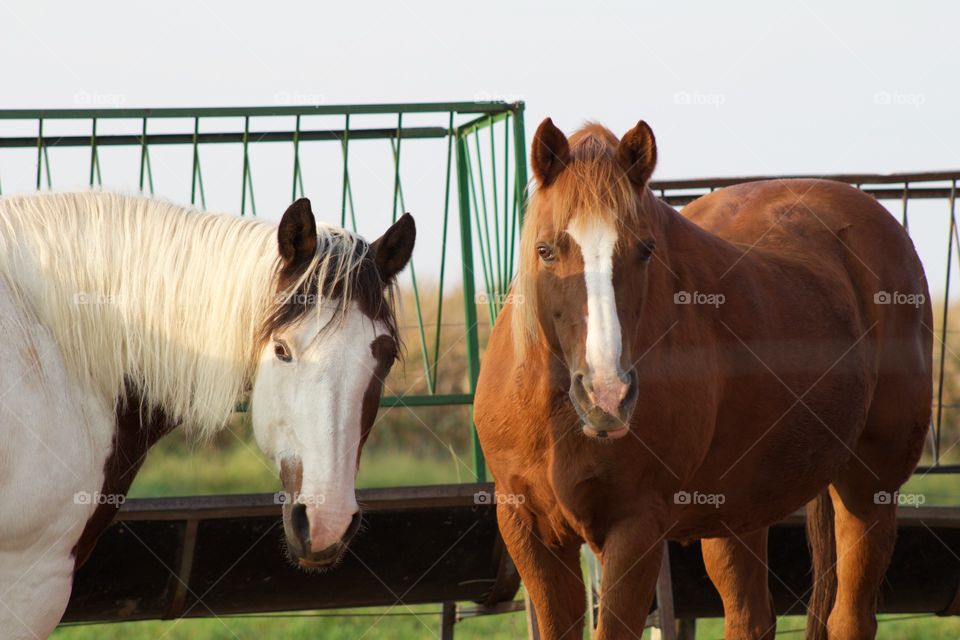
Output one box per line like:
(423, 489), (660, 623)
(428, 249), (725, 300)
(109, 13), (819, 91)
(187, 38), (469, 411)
(475, 118), (931, 639)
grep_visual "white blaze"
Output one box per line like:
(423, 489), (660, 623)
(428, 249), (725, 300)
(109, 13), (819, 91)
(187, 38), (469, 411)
(566, 217), (622, 384)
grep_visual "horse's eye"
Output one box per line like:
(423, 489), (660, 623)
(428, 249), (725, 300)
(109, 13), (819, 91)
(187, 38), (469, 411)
(638, 239), (656, 263)
(274, 340), (292, 363)
(537, 243), (556, 262)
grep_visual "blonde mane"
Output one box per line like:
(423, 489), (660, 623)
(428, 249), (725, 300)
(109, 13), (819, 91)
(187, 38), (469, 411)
(0, 191), (369, 437)
(512, 123), (643, 355)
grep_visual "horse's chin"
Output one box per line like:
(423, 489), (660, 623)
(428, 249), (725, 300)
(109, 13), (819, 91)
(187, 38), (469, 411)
(572, 400), (632, 440)
(297, 557), (337, 571)
(582, 424), (630, 440)
(289, 548), (346, 573)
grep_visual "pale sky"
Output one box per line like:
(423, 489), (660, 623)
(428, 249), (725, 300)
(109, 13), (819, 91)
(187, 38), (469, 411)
(1, 0), (958, 295)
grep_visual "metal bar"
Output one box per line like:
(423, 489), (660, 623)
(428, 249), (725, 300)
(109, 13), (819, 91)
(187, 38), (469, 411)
(42, 137), (51, 189)
(240, 116), (251, 216)
(392, 114), (403, 223)
(473, 128), (498, 317)
(144, 142), (155, 195)
(340, 115), (351, 228)
(651, 541), (677, 640)
(247, 162), (257, 216)
(525, 591), (541, 640)
(190, 117), (201, 206)
(937, 181), (959, 464)
(457, 134), (486, 481)
(430, 113), (455, 391)
(465, 136), (496, 326)
(915, 464), (960, 475)
(0, 101), (519, 120)
(502, 115), (512, 292)
(165, 518), (199, 619)
(489, 122), (502, 299)
(291, 115), (302, 201)
(662, 186), (960, 207)
(902, 181), (910, 229)
(0, 127), (451, 149)
(88, 118), (100, 187)
(35, 118), (44, 190)
(457, 110), (512, 138)
(439, 602), (456, 640)
(512, 105), (529, 231)
(649, 170), (960, 190)
(115, 482), (497, 521)
(138, 117), (149, 192)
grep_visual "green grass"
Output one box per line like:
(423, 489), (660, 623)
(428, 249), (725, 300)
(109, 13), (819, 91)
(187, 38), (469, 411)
(54, 605), (530, 640)
(52, 611), (960, 639)
(693, 614), (960, 639)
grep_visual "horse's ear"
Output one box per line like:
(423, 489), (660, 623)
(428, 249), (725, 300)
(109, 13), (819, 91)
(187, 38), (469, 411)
(370, 213), (416, 286)
(616, 120), (657, 187)
(277, 198), (318, 274)
(531, 118), (570, 187)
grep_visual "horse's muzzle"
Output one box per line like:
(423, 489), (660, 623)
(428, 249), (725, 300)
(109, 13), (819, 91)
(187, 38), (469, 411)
(284, 503), (362, 569)
(569, 368), (638, 439)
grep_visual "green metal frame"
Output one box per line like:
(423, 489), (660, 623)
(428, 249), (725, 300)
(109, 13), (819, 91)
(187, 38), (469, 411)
(0, 101), (529, 482)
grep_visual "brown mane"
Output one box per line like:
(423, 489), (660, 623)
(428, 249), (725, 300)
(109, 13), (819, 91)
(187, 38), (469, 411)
(257, 234), (401, 356)
(513, 122), (644, 353)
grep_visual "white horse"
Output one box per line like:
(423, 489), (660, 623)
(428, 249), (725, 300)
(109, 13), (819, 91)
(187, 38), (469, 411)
(0, 192), (415, 638)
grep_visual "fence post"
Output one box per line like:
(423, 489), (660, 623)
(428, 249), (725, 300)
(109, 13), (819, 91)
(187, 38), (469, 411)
(457, 132), (486, 481)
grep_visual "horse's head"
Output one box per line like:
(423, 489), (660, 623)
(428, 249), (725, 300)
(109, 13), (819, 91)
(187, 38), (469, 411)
(251, 199), (414, 569)
(515, 118), (659, 440)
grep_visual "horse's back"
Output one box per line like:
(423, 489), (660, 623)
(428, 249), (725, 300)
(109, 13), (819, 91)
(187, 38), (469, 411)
(683, 178), (929, 331)
(685, 178), (932, 483)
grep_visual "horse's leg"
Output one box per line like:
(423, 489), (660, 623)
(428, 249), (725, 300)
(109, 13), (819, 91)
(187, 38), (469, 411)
(496, 501), (586, 640)
(594, 514), (664, 639)
(824, 421), (921, 638)
(702, 528), (776, 639)
(822, 344), (928, 640)
(822, 475), (895, 640)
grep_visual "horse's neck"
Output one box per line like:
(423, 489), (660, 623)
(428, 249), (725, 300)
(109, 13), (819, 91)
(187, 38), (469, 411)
(647, 192), (734, 282)
(0, 193), (278, 435)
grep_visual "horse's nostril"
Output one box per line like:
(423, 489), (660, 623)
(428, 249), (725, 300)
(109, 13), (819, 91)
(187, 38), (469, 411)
(291, 503), (310, 545)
